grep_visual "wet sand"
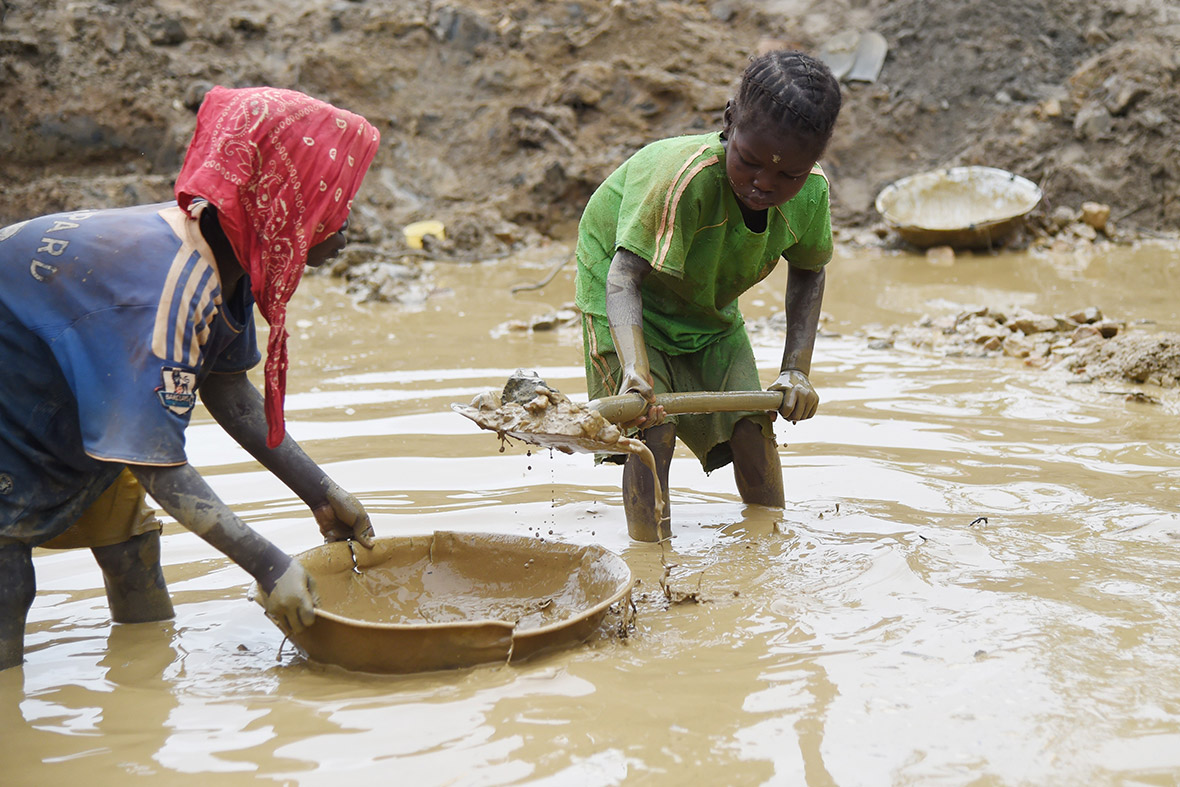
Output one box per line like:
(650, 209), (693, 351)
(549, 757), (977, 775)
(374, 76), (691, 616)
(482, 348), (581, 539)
(6, 240), (1180, 784)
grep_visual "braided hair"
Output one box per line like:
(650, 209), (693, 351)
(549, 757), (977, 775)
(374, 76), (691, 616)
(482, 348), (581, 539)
(726, 50), (842, 152)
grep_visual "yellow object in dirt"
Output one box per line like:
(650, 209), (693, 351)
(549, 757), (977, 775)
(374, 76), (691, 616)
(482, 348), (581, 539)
(402, 219), (446, 249)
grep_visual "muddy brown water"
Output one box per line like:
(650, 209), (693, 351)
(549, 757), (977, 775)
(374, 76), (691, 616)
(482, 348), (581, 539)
(6, 240), (1180, 785)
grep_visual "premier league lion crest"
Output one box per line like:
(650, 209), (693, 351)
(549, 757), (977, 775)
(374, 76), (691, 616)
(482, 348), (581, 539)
(157, 366), (197, 415)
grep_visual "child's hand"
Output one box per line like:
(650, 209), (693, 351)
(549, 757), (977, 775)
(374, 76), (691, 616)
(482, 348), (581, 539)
(313, 479), (376, 548)
(618, 368), (666, 429)
(769, 369), (819, 423)
(263, 561), (318, 634)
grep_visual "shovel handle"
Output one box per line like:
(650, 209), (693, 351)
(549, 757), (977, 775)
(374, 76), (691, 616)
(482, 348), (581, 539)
(587, 390), (786, 425)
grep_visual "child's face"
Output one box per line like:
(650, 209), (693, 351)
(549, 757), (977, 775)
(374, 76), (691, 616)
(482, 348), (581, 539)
(725, 121), (823, 212)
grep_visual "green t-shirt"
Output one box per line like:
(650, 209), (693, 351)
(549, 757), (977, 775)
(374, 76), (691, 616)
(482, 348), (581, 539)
(574, 131), (832, 355)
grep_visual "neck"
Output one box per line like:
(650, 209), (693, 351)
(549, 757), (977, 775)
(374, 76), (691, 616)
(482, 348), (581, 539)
(198, 206), (246, 293)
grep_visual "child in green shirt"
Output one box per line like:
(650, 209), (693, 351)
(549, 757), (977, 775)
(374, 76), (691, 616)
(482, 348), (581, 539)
(574, 50), (843, 541)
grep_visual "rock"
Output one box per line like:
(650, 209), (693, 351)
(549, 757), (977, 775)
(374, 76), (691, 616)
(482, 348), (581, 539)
(709, 1), (738, 23)
(146, 16), (187, 46)
(529, 314), (558, 331)
(1136, 108), (1169, 132)
(971, 324), (1009, 345)
(1101, 76), (1147, 116)
(502, 369), (551, 405)
(183, 81), (214, 112)
(1073, 100), (1114, 140)
(925, 245), (955, 266)
(1096, 321), (1120, 338)
(1003, 334), (1034, 358)
(1084, 24), (1110, 46)
(1080, 201), (1111, 233)
(1039, 97), (1063, 118)
(1049, 205), (1080, 233)
(229, 13), (268, 35)
(955, 306), (990, 325)
(433, 6), (495, 53)
(1067, 306), (1103, 324)
(980, 336), (1004, 352)
(1071, 324), (1103, 344)
(1010, 315), (1060, 334)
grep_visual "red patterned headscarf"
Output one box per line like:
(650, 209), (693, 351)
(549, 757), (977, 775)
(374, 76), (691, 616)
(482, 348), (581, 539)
(175, 86), (380, 448)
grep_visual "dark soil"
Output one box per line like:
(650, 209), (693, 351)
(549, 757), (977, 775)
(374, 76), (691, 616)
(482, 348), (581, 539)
(3, 0), (1179, 253)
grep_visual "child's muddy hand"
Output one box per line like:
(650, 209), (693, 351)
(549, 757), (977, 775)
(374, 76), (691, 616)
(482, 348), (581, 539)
(769, 369), (819, 423)
(265, 562), (318, 633)
(617, 368), (658, 429)
(314, 479), (376, 548)
(638, 403), (666, 429)
(618, 366), (654, 401)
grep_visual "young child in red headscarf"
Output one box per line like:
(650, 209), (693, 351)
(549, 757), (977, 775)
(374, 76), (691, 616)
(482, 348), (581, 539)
(0, 86), (381, 670)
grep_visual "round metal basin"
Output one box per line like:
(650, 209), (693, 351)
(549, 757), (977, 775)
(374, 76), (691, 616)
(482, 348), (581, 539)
(254, 532), (633, 674)
(876, 166), (1042, 249)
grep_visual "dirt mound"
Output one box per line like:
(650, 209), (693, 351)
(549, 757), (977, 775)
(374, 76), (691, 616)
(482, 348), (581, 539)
(3, 0), (1179, 250)
(1072, 332), (1180, 387)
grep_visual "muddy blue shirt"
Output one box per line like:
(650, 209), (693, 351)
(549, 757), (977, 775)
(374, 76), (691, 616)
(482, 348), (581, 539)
(0, 202), (260, 545)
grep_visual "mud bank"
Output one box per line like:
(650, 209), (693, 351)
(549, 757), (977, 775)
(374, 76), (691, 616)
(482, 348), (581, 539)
(4, 0), (1180, 254)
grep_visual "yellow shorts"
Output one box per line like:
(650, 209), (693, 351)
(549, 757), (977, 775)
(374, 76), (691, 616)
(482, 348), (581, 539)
(39, 469), (163, 550)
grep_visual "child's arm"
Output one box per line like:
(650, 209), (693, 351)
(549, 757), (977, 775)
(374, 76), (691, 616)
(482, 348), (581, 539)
(606, 248), (666, 427)
(127, 462), (317, 632)
(199, 371), (376, 547)
(769, 266), (827, 422)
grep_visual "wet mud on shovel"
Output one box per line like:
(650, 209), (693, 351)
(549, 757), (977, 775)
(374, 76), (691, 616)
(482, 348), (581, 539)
(453, 370), (787, 543)
(451, 369), (786, 456)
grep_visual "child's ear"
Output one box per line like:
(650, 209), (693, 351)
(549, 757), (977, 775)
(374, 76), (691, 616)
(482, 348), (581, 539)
(721, 101), (734, 138)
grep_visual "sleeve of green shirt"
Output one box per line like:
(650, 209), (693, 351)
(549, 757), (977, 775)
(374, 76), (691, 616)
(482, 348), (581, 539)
(782, 170), (834, 272)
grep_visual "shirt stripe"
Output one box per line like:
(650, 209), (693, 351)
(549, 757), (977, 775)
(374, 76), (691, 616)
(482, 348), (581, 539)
(652, 145), (717, 272)
(153, 247), (220, 365)
(585, 313), (616, 392)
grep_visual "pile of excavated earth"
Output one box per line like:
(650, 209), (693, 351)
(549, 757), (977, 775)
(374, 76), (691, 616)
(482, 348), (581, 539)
(3, 0), (1179, 383)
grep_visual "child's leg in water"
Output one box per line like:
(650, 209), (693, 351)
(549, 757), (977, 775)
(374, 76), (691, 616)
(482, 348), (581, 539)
(730, 417), (785, 507)
(91, 530), (174, 624)
(623, 422), (675, 542)
(0, 542), (35, 670)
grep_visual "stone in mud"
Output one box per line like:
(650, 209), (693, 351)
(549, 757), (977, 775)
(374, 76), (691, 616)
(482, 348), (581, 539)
(502, 369), (552, 405)
(1010, 315), (1062, 334)
(1071, 324), (1104, 345)
(1080, 201), (1112, 233)
(1068, 306), (1103, 324)
(1095, 321), (1120, 338)
(1003, 334), (1034, 358)
(1048, 206), (1080, 233)
(925, 245), (955, 266)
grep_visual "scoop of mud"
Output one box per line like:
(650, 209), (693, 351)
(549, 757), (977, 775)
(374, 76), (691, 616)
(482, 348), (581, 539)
(453, 369), (629, 454)
(454, 370), (668, 539)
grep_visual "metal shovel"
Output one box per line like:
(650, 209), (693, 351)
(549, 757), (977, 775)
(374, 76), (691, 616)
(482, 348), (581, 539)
(453, 369), (786, 454)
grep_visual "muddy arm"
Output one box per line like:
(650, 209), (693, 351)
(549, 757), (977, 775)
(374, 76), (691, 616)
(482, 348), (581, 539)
(606, 248), (667, 428)
(199, 371), (375, 546)
(606, 248), (654, 397)
(769, 266), (826, 422)
(127, 462), (316, 631)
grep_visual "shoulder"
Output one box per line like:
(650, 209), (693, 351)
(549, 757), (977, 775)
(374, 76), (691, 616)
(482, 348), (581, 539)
(807, 163), (829, 187)
(609, 134), (726, 225)
(786, 166), (832, 214)
(622, 132), (724, 182)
